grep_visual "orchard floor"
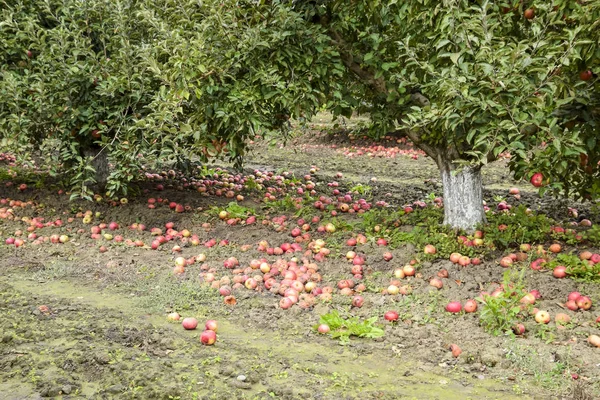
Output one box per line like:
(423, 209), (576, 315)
(0, 115), (599, 399)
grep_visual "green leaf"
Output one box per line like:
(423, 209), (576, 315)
(449, 52), (462, 65)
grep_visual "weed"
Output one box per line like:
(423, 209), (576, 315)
(505, 342), (573, 393)
(208, 201), (254, 219)
(546, 253), (600, 282)
(348, 183), (372, 197)
(483, 206), (553, 249)
(316, 310), (384, 345)
(264, 194), (302, 213)
(478, 269), (530, 336)
(133, 275), (219, 313)
(534, 324), (556, 344)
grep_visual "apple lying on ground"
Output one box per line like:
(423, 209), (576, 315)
(200, 330), (217, 345)
(182, 317), (198, 330)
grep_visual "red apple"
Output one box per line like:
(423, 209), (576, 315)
(499, 257), (513, 268)
(555, 313), (571, 325)
(167, 312), (181, 322)
(464, 299), (478, 313)
(200, 330), (217, 345)
(530, 258), (545, 271)
(351, 295), (364, 308)
(449, 344), (462, 358)
(424, 244), (436, 254)
(565, 300), (579, 311)
(513, 324), (526, 335)
(458, 256), (471, 266)
(549, 243), (561, 254)
(429, 278), (443, 290)
(530, 172), (544, 187)
(520, 293), (536, 305)
(553, 266), (567, 278)
(205, 320), (218, 332)
(384, 311), (399, 322)
(524, 8), (535, 20)
(402, 264), (415, 276)
(579, 70), (593, 81)
(588, 335), (600, 348)
(449, 253), (461, 264)
(182, 317), (198, 330)
(445, 301), (462, 313)
(576, 296), (592, 310)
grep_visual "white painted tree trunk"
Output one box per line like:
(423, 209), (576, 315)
(440, 163), (486, 231)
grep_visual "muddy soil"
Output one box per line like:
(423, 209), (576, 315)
(0, 114), (599, 399)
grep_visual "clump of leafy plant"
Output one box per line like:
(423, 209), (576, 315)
(348, 183), (373, 198)
(478, 269), (530, 336)
(263, 194), (303, 213)
(400, 206), (444, 227)
(583, 225), (600, 246)
(483, 206), (554, 250)
(316, 310), (384, 345)
(546, 253), (600, 282)
(209, 202), (254, 219)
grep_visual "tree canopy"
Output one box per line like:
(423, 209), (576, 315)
(0, 0), (599, 228)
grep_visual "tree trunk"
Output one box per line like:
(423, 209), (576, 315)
(82, 147), (109, 191)
(439, 162), (486, 231)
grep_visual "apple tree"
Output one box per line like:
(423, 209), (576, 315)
(293, 0), (599, 230)
(1, 0), (599, 232)
(0, 0), (162, 197)
(0, 0), (333, 199)
(142, 0), (600, 230)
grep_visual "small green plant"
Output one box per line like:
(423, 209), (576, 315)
(209, 202), (254, 219)
(348, 183), (372, 197)
(505, 343), (573, 393)
(583, 224), (600, 245)
(316, 310), (384, 345)
(400, 206), (444, 227)
(483, 206), (553, 250)
(478, 269), (530, 336)
(534, 324), (556, 344)
(243, 176), (262, 191)
(264, 194), (302, 213)
(546, 253), (600, 282)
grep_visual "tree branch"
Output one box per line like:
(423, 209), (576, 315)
(327, 30), (387, 95)
(405, 129), (440, 163)
(326, 26), (440, 161)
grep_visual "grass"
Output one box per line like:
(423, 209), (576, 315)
(132, 274), (220, 314)
(505, 341), (574, 395)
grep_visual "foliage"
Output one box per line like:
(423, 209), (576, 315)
(209, 201), (254, 220)
(546, 253), (600, 282)
(348, 183), (373, 198)
(316, 310), (384, 345)
(400, 206), (444, 227)
(357, 207), (481, 257)
(264, 194), (303, 213)
(583, 224), (600, 245)
(1, 0), (600, 211)
(478, 269), (530, 336)
(483, 206), (554, 249)
(308, 1), (600, 198)
(0, 0), (336, 198)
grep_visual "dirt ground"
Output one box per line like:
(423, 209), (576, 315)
(0, 114), (599, 399)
